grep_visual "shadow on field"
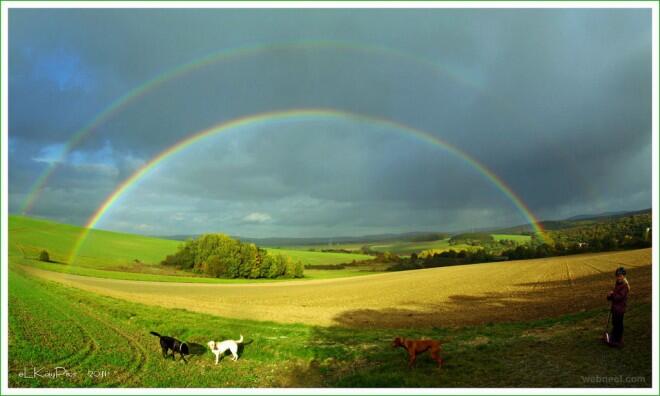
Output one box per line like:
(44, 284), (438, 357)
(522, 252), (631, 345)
(284, 324), (444, 387)
(281, 263), (653, 386)
(321, 265), (651, 329)
(283, 300), (653, 387)
(187, 342), (207, 356)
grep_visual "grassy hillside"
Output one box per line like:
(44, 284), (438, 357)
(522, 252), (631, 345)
(9, 216), (376, 281)
(9, 215), (180, 268)
(494, 209), (651, 234)
(9, 266), (651, 387)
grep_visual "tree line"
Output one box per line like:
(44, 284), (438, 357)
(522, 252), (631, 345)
(387, 213), (651, 271)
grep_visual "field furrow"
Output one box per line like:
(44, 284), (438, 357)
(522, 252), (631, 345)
(9, 269), (156, 387)
(70, 304), (151, 386)
(9, 279), (95, 371)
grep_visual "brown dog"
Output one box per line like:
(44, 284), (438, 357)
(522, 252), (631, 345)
(392, 336), (443, 368)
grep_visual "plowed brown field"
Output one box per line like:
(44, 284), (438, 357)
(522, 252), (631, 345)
(20, 248), (652, 328)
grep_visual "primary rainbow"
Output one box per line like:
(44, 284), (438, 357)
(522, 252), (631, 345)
(21, 39), (488, 215)
(67, 108), (550, 263)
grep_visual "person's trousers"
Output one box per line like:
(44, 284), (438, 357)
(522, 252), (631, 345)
(611, 311), (624, 344)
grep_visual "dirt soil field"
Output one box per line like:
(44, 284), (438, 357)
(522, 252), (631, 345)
(19, 248), (652, 328)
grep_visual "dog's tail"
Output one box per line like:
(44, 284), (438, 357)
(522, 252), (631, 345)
(150, 331), (161, 338)
(235, 335), (243, 344)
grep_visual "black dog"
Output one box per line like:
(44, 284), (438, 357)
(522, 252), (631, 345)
(150, 331), (190, 363)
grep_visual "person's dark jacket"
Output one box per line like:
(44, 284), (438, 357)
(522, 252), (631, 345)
(607, 279), (629, 314)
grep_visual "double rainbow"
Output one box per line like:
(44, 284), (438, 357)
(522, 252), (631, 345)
(67, 108), (550, 263)
(21, 39), (494, 215)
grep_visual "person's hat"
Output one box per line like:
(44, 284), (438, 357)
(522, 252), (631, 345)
(615, 267), (626, 276)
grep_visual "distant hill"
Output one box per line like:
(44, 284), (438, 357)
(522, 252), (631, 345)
(163, 231), (449, 247)
(156, 208), (652, 246)
(565, 209), (651, 221)
(492, 208), (652, 234)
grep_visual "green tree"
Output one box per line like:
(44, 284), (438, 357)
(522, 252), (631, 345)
(267, 254), (284, 278)
(260, 254), (275, 278)
(205, 255), (226, 277)
(293, 261), (304, 278)
(160, 233), (303, 279)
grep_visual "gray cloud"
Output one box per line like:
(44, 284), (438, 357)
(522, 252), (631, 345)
(8, 8), (652, 236)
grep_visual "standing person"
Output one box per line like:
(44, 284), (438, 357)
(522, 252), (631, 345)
(606, 267), (630, 347)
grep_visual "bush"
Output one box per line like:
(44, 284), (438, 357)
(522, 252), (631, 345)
(162, 241), (196, 270)
(284, 258), (304, 278)
(293, 262), (304, 278)
(39, 250), (51, 262)
(268, 254), (287, 278)
(160, 233), (303, 279)
(205, 255), (226, 278)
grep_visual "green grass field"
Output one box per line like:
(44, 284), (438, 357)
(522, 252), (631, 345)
(9, 216), (374, 282)
(266, 247), (371, 265)
(492, 234), (532, 243)
(293, 240), (472, 255)
(288, 242), (366, 252)
(297, 234), (531, 256)
(8, 265), (651, 387)
(369, 239), (473, 255)
(9, 215), (181, 268)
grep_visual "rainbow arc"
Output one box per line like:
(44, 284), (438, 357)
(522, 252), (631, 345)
(68, 108), (551, 264)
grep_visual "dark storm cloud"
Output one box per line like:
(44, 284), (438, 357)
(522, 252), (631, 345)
(95, 120), (549, 236)
(8, 8), (652, 236)
(131, 120), (508, 207)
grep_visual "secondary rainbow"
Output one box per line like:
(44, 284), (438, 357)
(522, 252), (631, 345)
(67, 108), (550, 263)
(21, 39), (488, 215)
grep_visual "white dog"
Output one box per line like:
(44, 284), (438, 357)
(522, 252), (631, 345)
(208, 335), (243, 364)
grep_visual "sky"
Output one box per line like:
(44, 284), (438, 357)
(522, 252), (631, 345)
(7, 7), (653, 238)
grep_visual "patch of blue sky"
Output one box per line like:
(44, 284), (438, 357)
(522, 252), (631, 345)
(32, 47), (95, 92)
(32, 140), (116, 168)
(68, 140), (116, 167)
(32, 142), (66, 164)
